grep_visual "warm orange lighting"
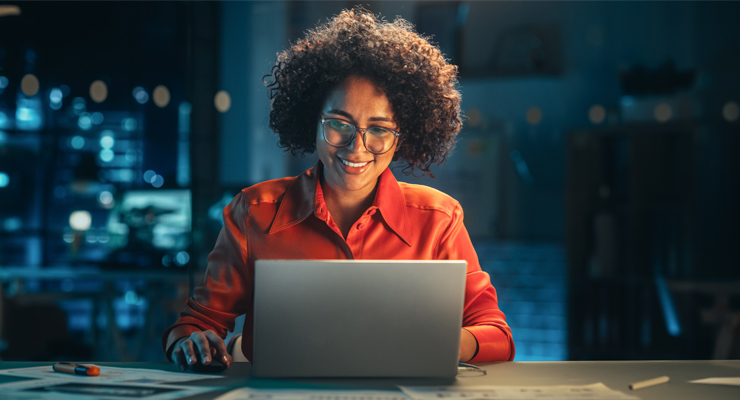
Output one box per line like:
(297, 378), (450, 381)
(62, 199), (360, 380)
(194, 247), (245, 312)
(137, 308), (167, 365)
(90, 80), (108, 103)
(153, 85), (170, 107)
(215, 90), (231, 113)
(20, 74), (39, 96)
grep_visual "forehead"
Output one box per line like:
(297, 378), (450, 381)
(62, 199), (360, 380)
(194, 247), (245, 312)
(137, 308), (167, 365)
(321, 76), (393, 116)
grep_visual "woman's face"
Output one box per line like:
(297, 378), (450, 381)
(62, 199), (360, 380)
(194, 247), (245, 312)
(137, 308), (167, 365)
(317, 75), (398, 197)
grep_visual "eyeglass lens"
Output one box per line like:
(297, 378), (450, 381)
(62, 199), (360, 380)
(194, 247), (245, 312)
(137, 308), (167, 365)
(323, 120), (396, 154)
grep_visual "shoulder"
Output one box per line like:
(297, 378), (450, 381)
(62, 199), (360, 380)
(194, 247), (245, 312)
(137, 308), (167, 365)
(240, 176), (296, 206)
(397, 182), (461, 218)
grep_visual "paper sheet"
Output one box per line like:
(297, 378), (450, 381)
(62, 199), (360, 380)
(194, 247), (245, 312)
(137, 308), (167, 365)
(0, 378), (218, 400)
(399, 383), (639, 400)
(0, 365), (222, 384)
(216, 388), (410, 400)
(689, 377), (740, 387)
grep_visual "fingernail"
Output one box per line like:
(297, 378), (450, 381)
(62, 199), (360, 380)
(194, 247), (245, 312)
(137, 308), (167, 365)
(222, 355), (228, 364)
(187, 356), (192, 364)
(205, 357), (211, 363)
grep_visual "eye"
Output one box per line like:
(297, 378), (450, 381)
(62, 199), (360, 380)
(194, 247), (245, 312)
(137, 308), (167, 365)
(367, 127), (393, 137)
(328, 120), (353, 133)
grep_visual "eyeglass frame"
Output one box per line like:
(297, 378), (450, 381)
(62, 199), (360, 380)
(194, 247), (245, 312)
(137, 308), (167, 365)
(319, 116), (401, 155)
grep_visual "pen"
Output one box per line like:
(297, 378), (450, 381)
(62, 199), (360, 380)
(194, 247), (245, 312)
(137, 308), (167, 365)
(629, 375), (670, 390)
(53, 362), (100, 376)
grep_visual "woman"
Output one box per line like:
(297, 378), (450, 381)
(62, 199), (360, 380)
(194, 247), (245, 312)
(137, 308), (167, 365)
(163, 8), (515, 371)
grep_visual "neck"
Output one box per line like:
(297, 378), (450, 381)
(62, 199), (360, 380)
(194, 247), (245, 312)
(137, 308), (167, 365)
(320, 174), (378, 238)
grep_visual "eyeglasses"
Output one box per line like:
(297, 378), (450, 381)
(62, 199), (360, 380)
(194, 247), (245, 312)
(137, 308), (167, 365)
(320, 117), (400, 155)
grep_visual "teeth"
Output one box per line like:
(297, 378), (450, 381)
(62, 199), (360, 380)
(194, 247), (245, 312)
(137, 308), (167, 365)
(341, 159), (369, 168)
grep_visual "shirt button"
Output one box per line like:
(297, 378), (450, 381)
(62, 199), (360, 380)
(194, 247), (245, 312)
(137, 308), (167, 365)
(356, 223), (364, 230)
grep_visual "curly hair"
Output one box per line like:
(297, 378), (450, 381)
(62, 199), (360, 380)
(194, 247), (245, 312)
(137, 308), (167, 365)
(264, 7), (462, 176)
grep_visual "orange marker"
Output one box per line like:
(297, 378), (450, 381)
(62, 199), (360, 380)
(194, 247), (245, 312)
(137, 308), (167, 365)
(53, 362), (100, 376)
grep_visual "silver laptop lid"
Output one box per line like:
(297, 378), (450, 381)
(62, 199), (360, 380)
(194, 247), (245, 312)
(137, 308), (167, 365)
(252, 260), (467, 378)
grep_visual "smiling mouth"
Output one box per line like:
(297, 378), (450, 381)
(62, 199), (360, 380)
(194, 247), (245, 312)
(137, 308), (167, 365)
(340, 158), (371, 168)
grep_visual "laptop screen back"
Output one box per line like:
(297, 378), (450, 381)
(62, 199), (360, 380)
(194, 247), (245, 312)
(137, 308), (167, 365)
(252, 260), (467, 378)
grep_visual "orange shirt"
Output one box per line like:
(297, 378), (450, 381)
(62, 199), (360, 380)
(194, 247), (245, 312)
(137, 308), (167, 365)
(163, 163), (515, 363)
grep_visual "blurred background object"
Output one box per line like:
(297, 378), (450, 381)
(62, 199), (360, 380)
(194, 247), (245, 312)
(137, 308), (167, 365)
(0, 1), (738, 362)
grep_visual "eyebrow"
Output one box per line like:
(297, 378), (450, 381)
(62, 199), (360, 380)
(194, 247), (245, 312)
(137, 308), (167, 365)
(325, 109), (395, 124)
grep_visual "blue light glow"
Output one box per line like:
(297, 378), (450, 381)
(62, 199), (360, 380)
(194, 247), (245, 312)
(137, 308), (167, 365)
(122, 118), (137, 131)
(78, 114), (92, 130)
(0, 76), (8, 89)
(175, 251), (190, 266)
(100, 133), (114, 149)
(510, 150), (535, 187)
(98, 191), (114, 206)
(151, 174), (164, 188)
(72, 97), (86, 115)
(133, 86), (149, 104)
(71, 136), (85, 149)
(143, 170), (156, 183)
(0, 172), (9, 188)
(16, 99), (43, 131)
(125, 149), (137, 162)
(0, 111), (8, 128)
(17, 108), (32, 121)
(50, 88), (63, 103)
(60, 85), (70, 97)
(125, 291), (139, 305)
(3, 217), (21, 231)
(655, 274), (682, 337)
(100, 149), (114, 162)
(119, 169), (134, 182)
(92, 112), (104, 125)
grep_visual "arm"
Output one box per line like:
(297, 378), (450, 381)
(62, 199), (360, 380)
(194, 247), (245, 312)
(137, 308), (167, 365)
(162, 192), (252, 369)
(436, 202), (515, 362)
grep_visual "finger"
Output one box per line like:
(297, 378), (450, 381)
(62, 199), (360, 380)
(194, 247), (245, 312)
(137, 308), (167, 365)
(173, 347), (188, 372)
(205, 330), (231, 367)
(190, 332), (212, 365)
(182, 339), (198, 366)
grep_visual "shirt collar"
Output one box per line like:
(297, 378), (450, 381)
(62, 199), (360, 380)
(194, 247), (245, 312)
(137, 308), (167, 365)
(269, 161), (412, 247)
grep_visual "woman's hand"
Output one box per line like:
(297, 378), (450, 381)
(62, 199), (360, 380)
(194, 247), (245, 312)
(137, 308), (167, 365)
(171, 330), (232, 371)
(459, 328), (478, 362)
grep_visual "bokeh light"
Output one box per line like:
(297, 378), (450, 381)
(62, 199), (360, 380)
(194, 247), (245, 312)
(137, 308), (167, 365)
(21, 74), (39, 96)
(133, 86), (149, 104)
(69, 210), (92, 231)
(122, 118), (137, 131)
(153, 85), (170, 107)
(654, 103), (672, 123)
(78, 113), (92, 130)
(214, 90), (231, 112)
(100, 149), (114, 162)
(100, 132), (115, 149)
(91, 112), (104, 125)
(90, 80), (108, 103)
(70, 136), (85, 149)
(722, 101), (739, 122)
(526, 106), (542, 125)
(588, 104), (606, 125)
(0, 172), (9, 188)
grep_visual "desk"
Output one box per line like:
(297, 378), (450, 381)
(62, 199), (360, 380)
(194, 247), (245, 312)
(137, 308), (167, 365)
(0, 361), (738, 399)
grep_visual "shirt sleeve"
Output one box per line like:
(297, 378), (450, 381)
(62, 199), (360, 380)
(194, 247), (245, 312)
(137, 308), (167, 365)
(435, 202), (515, 362)
(161, 192), (253, 360)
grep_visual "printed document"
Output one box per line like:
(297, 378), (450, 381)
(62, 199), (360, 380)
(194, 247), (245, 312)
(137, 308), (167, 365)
(399, 383), (639, 399)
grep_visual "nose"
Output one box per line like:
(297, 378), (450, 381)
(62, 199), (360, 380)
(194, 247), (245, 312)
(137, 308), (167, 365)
(347, 129), (368, 154)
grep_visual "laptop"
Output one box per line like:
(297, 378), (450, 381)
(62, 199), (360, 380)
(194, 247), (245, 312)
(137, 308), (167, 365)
(252, 259), (467, 378)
